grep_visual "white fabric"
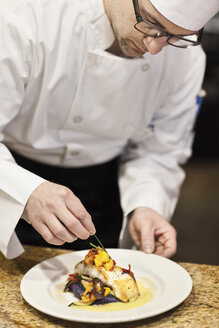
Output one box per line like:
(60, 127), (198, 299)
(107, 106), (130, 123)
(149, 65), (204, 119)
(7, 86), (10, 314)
(150, 0), (219, 30)
(0, 0), (205, 258)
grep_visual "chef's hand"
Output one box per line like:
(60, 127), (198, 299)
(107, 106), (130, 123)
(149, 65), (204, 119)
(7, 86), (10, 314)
(24, 181), (96, 245)
(128, 207), (177, 258)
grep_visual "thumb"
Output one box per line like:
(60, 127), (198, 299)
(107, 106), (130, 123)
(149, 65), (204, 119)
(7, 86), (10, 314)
(140, 223), (155, 254)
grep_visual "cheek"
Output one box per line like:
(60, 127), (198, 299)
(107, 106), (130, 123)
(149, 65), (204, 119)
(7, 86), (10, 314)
(110, 1), (136, 38)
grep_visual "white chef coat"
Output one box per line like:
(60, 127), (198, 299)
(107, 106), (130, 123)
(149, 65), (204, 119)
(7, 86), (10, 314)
(0, 0), (206, 258)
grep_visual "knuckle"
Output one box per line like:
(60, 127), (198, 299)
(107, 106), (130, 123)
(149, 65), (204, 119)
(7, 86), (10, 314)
(67, 220), (89, 239)
(53, 227), (65, 239)
(40, 227), (64, 245)
(45, 200), (56, 211)
(42, 232), (55, 244)
(34, 212), (46, 223)
(59, 186), (71, 199)
(76, 208), (87, 220)
(68, 219), (78, 231)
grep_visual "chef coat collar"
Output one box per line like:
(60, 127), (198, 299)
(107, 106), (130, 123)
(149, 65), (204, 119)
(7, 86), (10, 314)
(89, 0), (115, 50)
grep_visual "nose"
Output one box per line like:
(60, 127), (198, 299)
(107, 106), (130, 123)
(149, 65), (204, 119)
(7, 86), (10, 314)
(143, 36), (168, 55)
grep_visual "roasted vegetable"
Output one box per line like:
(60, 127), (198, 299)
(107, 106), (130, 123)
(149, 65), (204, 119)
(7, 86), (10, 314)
(84, 246), (116, 271)
(70, 281), (85, 299)
(93, 278), (105, 299)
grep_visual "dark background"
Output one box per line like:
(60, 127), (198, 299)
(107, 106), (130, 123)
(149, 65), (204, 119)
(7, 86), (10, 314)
(172, 15), (219, 265)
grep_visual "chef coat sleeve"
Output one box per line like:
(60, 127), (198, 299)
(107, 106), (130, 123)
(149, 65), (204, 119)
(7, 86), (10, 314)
(119, 46), (206, 247)
(0, 16), (46, 258)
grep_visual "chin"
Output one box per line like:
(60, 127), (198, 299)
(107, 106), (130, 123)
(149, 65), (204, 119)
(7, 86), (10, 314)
(119, 41), (146, 58)
(123, 48), (145, 58)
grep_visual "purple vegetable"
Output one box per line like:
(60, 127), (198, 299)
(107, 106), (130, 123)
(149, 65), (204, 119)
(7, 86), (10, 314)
(67, 280), (121, 305)
(70, 282), (85, 299)
(93, 294), (121, 305)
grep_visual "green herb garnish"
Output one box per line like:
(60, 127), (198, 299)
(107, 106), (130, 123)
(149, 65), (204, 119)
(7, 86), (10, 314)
(90, 234), (112, 259)
(89, 242), (101, 250)
(93, 234), (105, 250)
(68, 302), (75, 307)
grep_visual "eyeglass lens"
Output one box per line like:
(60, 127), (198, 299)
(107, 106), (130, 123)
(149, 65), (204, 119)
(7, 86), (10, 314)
(135, 22), (199, 47)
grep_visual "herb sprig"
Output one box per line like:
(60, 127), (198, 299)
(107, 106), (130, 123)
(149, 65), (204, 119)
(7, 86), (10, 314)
(90, 234), (111, 258)
(93, 234), (105, 250)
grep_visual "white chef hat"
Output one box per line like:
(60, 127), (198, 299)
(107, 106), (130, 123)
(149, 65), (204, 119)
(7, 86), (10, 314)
(149, 0), (219, 30)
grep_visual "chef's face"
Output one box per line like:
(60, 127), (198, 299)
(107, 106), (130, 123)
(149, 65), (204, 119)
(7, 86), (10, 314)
(104, 0), (197, 58)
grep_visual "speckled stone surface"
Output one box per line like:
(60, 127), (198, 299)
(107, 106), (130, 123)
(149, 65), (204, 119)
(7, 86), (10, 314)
(0, 246), (218, 328)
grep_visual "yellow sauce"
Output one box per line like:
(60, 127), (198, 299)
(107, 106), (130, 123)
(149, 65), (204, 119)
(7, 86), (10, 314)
(71, 281), (152, 312)
(68, 281), (152, 312)
(52, 277), (154, 312)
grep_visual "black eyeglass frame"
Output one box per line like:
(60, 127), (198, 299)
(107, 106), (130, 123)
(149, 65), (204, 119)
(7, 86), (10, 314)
(132, 0), (203, 48)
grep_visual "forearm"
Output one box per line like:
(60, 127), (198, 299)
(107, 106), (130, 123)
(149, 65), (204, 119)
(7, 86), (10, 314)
(0, 146), (46, 258)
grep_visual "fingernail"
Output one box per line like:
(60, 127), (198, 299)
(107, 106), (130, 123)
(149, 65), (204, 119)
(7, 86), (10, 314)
(144, 245), (153, 254)
(89, 230), (96, 235)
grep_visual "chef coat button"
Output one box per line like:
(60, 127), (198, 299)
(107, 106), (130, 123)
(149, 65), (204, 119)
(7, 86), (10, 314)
(73, 116), (82, 123)
(70, 150), (80, 156)
(125, 124), (134, 132)
(141, 63), (150, 72)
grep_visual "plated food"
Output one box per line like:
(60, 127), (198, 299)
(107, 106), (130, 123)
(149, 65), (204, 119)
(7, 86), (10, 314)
(20, 249), (192, 322)
(64, 245), (140, 307)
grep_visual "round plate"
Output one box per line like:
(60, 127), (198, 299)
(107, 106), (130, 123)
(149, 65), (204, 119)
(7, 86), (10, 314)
(20, 249), (192, 323)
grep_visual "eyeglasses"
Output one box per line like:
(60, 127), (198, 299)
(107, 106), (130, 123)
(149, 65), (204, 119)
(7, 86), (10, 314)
(132, 0), (203, 48)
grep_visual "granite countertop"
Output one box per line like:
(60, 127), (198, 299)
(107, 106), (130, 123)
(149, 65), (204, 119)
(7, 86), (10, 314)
(0, 246), (218, 328)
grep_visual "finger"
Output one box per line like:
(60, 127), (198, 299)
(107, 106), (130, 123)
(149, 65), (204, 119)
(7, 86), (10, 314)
(128, 219), (141, 248)
(155, 246), (176, 258)
(139, 220), (155, 254)
(154, 241), (164, 255)
(163, 238), (177, 258)
(44, 214), (78, 243)
(155, 234), (177, 258)
(57, 208), (92, 240)
(65, 194), (96, 235)
(33, 221), (66, 246)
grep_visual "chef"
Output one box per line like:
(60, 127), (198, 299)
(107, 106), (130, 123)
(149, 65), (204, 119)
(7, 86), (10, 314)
(0, 0), (218, 259)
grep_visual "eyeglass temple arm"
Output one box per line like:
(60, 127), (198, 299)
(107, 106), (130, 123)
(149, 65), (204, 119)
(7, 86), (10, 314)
(133, 0), (141, 19)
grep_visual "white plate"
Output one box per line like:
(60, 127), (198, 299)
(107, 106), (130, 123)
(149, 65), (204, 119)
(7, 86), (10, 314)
(20, 249), (192, 323)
